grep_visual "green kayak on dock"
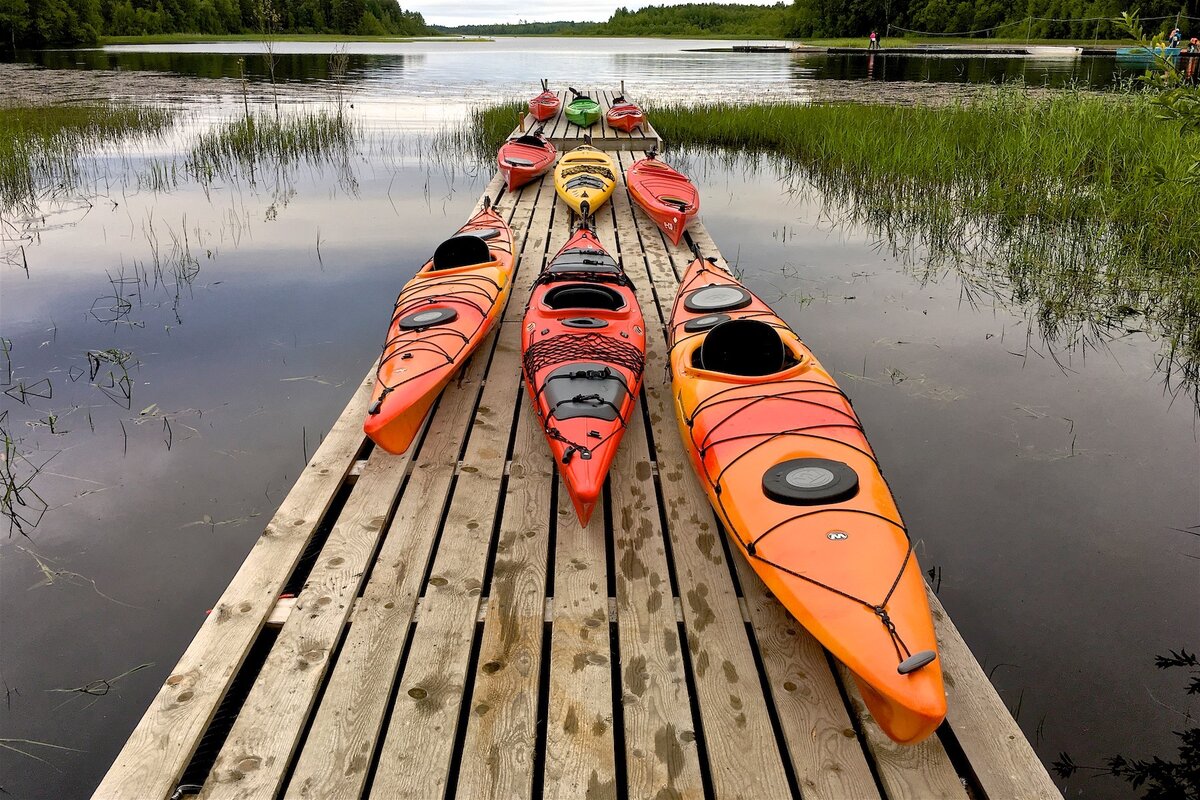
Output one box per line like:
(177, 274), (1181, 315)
(565, 89), (602, 127)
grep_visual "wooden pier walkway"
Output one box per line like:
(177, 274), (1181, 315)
(94, 121), (1060, 799)
(520, 90), (661, 152)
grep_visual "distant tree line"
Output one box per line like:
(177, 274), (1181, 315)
(434, 3), (794, 38)
(434, 0), (1199, 41)
(0, 0), (429, 47)
(789, 0), (1200, 38)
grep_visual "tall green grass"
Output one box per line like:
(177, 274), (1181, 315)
(647, 93), (1199, 398)
(186, 109), (361, 182)
(0, 104), (174, 212)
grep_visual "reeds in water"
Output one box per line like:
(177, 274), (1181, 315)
(0, 104), (174, 212)
(648, 91), (1200, 401)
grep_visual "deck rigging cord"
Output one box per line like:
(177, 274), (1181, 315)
(676, 252), (923, 668)
(369, 197), (509, 416)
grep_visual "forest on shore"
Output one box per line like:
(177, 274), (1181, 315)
(439, 0), (1199, 41)
(0, 0), (429, 47)
(3, 0), (1198, 49)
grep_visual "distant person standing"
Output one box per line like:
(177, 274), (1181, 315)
(1168, 27), (1181, 47)
(869, 30), (879, 50)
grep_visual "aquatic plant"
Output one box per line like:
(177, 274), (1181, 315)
(0, 103), (174, 213)
(185, 109), (360, 185)
(647, 91), (1200, 403)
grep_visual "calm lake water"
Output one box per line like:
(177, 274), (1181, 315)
(0, 37), (1196, 800)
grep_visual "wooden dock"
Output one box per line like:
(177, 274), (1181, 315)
(520, 89), (661, 152)
(94, 123), (1061, 799)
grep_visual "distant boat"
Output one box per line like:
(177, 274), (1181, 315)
(1116, 45), (1181, 64)
(1025, 45), (1083, 57)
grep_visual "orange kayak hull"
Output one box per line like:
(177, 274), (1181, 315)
(668, 257), (946, 744)
(626, 156), (699, 246)
(521, 227), (646, 525)
(365, 206), (514, 455)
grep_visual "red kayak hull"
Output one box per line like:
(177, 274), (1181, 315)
(497, 133), (557, 192)
(606, 101), (645, 132)
(521, 227), (646, 525)
(529, 90), (561, 122)
(625, 156), (699, 246)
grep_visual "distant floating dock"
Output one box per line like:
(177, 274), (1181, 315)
(93, 100), (1062, 800)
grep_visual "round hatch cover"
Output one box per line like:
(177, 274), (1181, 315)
(763, 458), (859, 505)
(683, 285), (752, 313)
(683, 313), (731, 333)
(562, 317), (609, 329)
(399, 307), (458, 330)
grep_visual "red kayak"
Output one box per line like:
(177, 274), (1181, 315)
(497, 128), (557, 192)
(625, 152), (700, 246)
(529, 79), (561, 122)
(605, 96), (645, 132)
(521, 221), (646, 525)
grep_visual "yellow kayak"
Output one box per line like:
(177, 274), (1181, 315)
(553, 142), (616, 216)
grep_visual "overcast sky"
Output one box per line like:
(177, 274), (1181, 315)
(416, 0), (777, 27)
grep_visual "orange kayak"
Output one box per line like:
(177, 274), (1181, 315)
(521, 223), (646, 525)
(625, 153), (699, 246)
(364, 201), (514, 454)
(668, 255), (946, 744)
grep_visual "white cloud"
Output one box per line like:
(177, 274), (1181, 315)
(414, 0), (780, 27)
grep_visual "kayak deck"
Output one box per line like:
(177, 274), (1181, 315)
(94, 152), (1061, 800)
(519, 88), (662, 152)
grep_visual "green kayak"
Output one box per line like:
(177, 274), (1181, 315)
(565, 90), (601, 127)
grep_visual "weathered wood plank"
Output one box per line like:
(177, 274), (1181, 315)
(734, 558), (882, 800)
(598, 197), (706, 800)
(929, 590), (1062, 799)
(199, 445), (413, 799)
(282, 334), (496, 800)
(543, 482), (617, 800)
(450, 178), (560, 800)
(612, 153), (795, 799)
(91, 372), (377, 800)
(837, 664), (969, 800)
(367, 183), (555, 800)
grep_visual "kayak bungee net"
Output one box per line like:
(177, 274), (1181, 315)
(521, 218), (646, 525)
(364, 199), (514, 455)
(668, 252), (946, 744)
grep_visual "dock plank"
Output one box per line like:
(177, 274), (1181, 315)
(91, 371), (377, 800)
(929, 590), (1063, 799)
(838, 664), (969, 800)
(367, 183), (551, 800)
(199, 444), (413, 799)
(613, 153), (795, 799)
(542, 483), (618, 800)
(451, 180), (559, 800)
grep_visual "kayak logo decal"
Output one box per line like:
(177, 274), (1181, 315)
(826, 531), (849, 541)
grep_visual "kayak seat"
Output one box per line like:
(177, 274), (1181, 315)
(699, 319), (786, 377)
(432, 235), (491, 271)
(544, 284), (625, 311)
(543, 362), (627, 421)
(513, 135), (546, 147)
(548, 249), (621, 276)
